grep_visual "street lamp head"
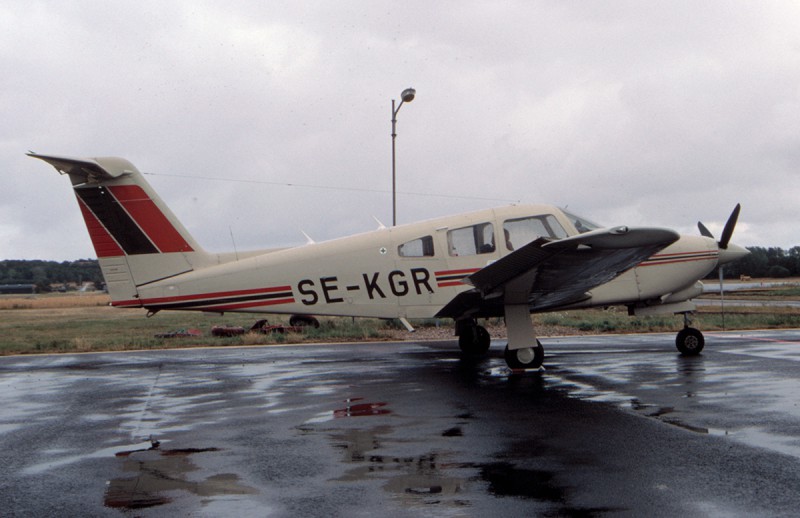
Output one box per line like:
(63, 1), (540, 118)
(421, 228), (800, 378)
(401, 88), (416, 103)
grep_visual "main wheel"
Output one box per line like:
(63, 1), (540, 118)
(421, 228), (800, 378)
(676, 327), (704, 355)
(458, 325), (491, 355)
(504, 340), (544, 369)
(290, 315), (320, 328)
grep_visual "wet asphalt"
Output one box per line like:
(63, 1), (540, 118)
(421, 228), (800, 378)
(1, 329), (800, 517)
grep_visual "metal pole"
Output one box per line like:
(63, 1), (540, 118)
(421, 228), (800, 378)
(391, 99), (397, 226)
(390, 88), (415, 226)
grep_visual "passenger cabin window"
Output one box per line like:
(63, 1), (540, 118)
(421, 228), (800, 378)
(503, 215), (567, 250)
(398, 236), (435, 257)
(448, 223), (495, 256)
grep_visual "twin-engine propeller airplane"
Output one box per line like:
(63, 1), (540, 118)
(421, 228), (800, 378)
(30, 152), (749, 369)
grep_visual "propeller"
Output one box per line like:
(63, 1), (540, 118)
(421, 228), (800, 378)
(697, 203), (741, 249)
(697, 204), (746, 331)
(697, 221), (714, 239)
(718, 203), (740, 250)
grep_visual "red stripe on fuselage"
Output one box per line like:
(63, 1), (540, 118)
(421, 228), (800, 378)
(435, 268), (481, 277)
(108, 185), (194, 253)
(111, 286), (292, 306)
(639, 250), (717, 267)
(434, 268), (480, 288)
(199, 298), (296, 311)
(437, 281), (467, 287)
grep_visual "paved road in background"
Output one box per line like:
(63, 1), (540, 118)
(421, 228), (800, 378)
(2, 330), (800, 517)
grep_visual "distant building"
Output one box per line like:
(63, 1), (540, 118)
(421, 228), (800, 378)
(0, 284), (36, 294)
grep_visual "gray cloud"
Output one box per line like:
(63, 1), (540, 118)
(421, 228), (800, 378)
(2, 1), (798, 260)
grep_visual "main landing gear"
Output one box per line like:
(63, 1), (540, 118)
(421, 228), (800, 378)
(676, 313), (705, 355)
(456, 319), (491, 355)
(456, 304), (546, 370)
(504, 340), (544, 369)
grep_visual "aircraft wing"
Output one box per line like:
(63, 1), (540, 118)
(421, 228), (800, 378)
(435, 226), (680, 320)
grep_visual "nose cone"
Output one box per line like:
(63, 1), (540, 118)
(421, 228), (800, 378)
(718, 242), (750, 265)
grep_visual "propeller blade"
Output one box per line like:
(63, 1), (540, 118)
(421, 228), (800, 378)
(697, 221), (714, 239)
(718, 203), (741, 250)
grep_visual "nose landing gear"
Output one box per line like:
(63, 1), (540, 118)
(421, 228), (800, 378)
(676, 313), (705, 355)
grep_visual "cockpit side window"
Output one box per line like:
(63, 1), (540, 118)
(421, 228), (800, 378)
(398, 236), (435, 257)
(561, 209), (602, 234)
(447, 222), (495, 256)
(502, 215), (567, 250)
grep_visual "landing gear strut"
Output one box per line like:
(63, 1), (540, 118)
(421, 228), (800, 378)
(676, 313), (704, 355)
(503, 304), (545, 370)
(456, 319), (491, 356)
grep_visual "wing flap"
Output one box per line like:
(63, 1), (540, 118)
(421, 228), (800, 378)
(466, 237), (556, 296)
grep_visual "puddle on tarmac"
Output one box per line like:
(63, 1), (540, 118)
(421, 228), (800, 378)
(305, 398), (392, 423)
(327, 426), (469, 505)
(442, 426), (463, 437)
(323, 424), (617, 513)
(479, 461), (627, 515)
(479, 462), (563, 501)
(104, 445), (256, 510)
(334, 398), (391, 418)
(552, 375), (701, 435)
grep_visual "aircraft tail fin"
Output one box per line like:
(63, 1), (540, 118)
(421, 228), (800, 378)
(29, 153), (210, 307)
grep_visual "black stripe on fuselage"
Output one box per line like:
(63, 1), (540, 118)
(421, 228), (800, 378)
(76, 186), (158, 255)
(143, 290), (294, 311)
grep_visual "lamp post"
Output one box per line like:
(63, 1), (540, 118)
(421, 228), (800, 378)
(391, 87), (416, 226)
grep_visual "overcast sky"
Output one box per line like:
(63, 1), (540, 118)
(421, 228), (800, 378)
(2, 1), (798, 261)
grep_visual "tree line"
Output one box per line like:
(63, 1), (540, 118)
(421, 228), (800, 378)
(719, 246), (800, 279)
(0, 259), (103, 291)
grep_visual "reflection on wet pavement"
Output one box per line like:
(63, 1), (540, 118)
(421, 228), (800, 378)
(542, 333), (800, 459)
(4, 331), (800, 516)
(104, 446), (256, 510)
(333, 398), (391, 418)
(327, 426), (465, 503)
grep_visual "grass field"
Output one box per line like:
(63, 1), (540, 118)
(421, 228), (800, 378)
(0, 284), (798, 356)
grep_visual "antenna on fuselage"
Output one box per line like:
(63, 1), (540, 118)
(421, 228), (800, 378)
(372, 216), (387, 230)
(229, 226), (239, 261)
(300, 230), (315, 245)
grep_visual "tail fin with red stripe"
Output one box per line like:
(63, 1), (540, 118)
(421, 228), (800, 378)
(29, 153), (210, 307)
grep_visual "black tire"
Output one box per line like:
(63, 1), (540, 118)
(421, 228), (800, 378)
(504, 340), (545, 369)
(676, 327), (705, 355)
(458, 325), (491, 355)
(290, 315), (320, 328)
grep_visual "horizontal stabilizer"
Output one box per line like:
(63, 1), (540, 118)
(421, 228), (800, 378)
(27, 153), (132, 182)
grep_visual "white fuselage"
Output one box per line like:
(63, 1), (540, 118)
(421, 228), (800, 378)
(118, 205), (720, 319)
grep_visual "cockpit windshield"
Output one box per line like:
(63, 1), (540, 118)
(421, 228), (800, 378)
(561, 209), (602, 234)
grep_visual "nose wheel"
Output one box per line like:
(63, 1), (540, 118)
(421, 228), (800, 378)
(676, 327), (704, 355)
(676, 313), (705, 355)
(504, 340), (545, 369)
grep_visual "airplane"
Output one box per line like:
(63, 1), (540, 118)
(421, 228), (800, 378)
(30, 152), (749, 369)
